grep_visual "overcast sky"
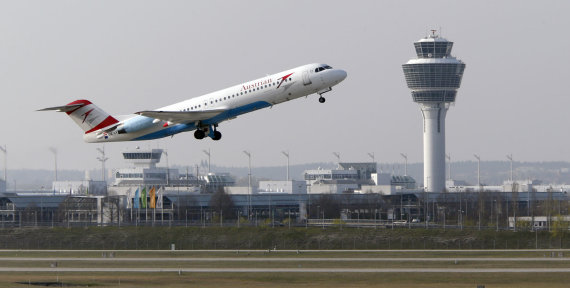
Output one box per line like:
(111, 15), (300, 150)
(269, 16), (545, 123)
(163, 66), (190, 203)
(1, 0), (569, 172)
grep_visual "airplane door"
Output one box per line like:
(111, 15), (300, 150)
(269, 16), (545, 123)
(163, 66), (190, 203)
(302, 70), (312, 85)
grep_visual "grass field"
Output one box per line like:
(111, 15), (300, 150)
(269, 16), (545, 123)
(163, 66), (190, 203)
(5, 272), (570, 288)
(1, 250), (570, 287)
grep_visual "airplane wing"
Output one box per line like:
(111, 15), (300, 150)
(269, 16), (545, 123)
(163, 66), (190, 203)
(136, 109), (226, 124)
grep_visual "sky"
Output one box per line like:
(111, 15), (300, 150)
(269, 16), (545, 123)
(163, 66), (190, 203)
(1, 0), (569, 172)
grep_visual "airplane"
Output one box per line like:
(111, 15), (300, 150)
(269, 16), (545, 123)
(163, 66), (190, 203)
(39, 63), (347, 143)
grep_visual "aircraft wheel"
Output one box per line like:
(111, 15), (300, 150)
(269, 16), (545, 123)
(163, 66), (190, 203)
(319, 96), (326, 103)
(194, 129), (205, 140)
(212, 130), (222, 141)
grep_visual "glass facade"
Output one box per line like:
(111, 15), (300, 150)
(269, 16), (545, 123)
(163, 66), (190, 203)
(411, 91), (456, 102)
(414, 42), (453, 58)
(122, 152), (162, 160)
(402, 63), (465, 89)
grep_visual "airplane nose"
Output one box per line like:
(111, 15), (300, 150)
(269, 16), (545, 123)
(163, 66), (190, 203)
(336, 69), (348, 82)
(331, 69), (347, 84)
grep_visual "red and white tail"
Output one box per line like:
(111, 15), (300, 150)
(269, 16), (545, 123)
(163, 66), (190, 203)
(39, 100), (119, 133)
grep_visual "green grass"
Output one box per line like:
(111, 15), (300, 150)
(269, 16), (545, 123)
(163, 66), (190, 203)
(0, 226), (568, 250)
(3, 272), (570, 288)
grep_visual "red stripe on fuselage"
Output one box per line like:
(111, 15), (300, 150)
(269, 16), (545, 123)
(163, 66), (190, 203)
(84, 116), (119, 134)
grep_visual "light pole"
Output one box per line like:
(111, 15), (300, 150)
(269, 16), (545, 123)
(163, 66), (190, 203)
(332, 152), (340, 165)
(367, 152), (376, 174)
(49, 147), (58, 181)
(367, 152), (375, 163)
(163, 151), (170, 186)
(96, 146), (108, 182)
(203, 149), (211, 173)
(506, 154), (513, 183)
(0, 145), (6, 186)
(400, 153), (408, 176)
(243, 151), (252, 219)
(281, 151), (290, 181)
(491, 200), (499, 231)
(473, 154), (481, 190)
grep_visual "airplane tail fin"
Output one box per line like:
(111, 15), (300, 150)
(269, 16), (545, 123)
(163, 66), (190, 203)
(39, 100), (119, 133)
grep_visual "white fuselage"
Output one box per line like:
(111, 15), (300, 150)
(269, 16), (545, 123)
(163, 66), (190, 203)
(84, 63), (346, 142)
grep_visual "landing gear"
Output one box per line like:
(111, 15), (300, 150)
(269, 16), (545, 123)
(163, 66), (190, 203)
(212, 130), (222, 141)
(194, 126), (222, 141)
(318, 96), (326, 103)
(194, 129), (205, 140)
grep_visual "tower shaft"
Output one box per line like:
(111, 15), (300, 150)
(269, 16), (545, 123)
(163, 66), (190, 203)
(421, 103), (448, 192)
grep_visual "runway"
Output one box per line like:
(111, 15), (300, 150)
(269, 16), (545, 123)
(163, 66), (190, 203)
(0, 267), (569, 273)
(1, 250), (568, 274)
(1, 257), (570, 262)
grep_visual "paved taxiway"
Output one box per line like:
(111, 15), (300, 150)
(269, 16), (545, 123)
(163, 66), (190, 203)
(1, 257), (570, 262)
(0, 267), (570, 273)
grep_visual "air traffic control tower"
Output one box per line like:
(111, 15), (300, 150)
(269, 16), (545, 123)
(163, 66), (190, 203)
(402, 31), (466, 192)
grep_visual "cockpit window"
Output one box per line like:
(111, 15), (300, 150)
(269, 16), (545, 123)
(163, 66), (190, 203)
(315, 65), (333, 73)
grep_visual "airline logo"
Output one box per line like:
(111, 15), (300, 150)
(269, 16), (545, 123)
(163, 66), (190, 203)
(276, 73), (293, 89)
(81, 109), (94, 123)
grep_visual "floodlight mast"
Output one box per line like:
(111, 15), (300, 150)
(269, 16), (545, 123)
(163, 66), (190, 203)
(506, 154), (513, 183)
(473, 154), (481, 188)
(332, 152), (340, 165)
(367, 152), (375, 163)
(402, 30), (466, 192)
(49, 147), (58, 181)
(281, 151), (290, 181)
(367, 152), (376, 173)
(243, 150), (252, 219)
(96, 146), (108, 182)
(400, 153), (408, 176)
(0, 145), (6, 185)
(203, 149), (211, 173)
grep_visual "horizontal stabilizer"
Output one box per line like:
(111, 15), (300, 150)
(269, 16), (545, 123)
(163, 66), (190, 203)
(37, 104), (83, 113)
(136, 109), (226, 124)
(38, 100), (119, 133)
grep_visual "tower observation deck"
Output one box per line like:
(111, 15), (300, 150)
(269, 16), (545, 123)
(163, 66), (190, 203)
(402, 31), (466, 192)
